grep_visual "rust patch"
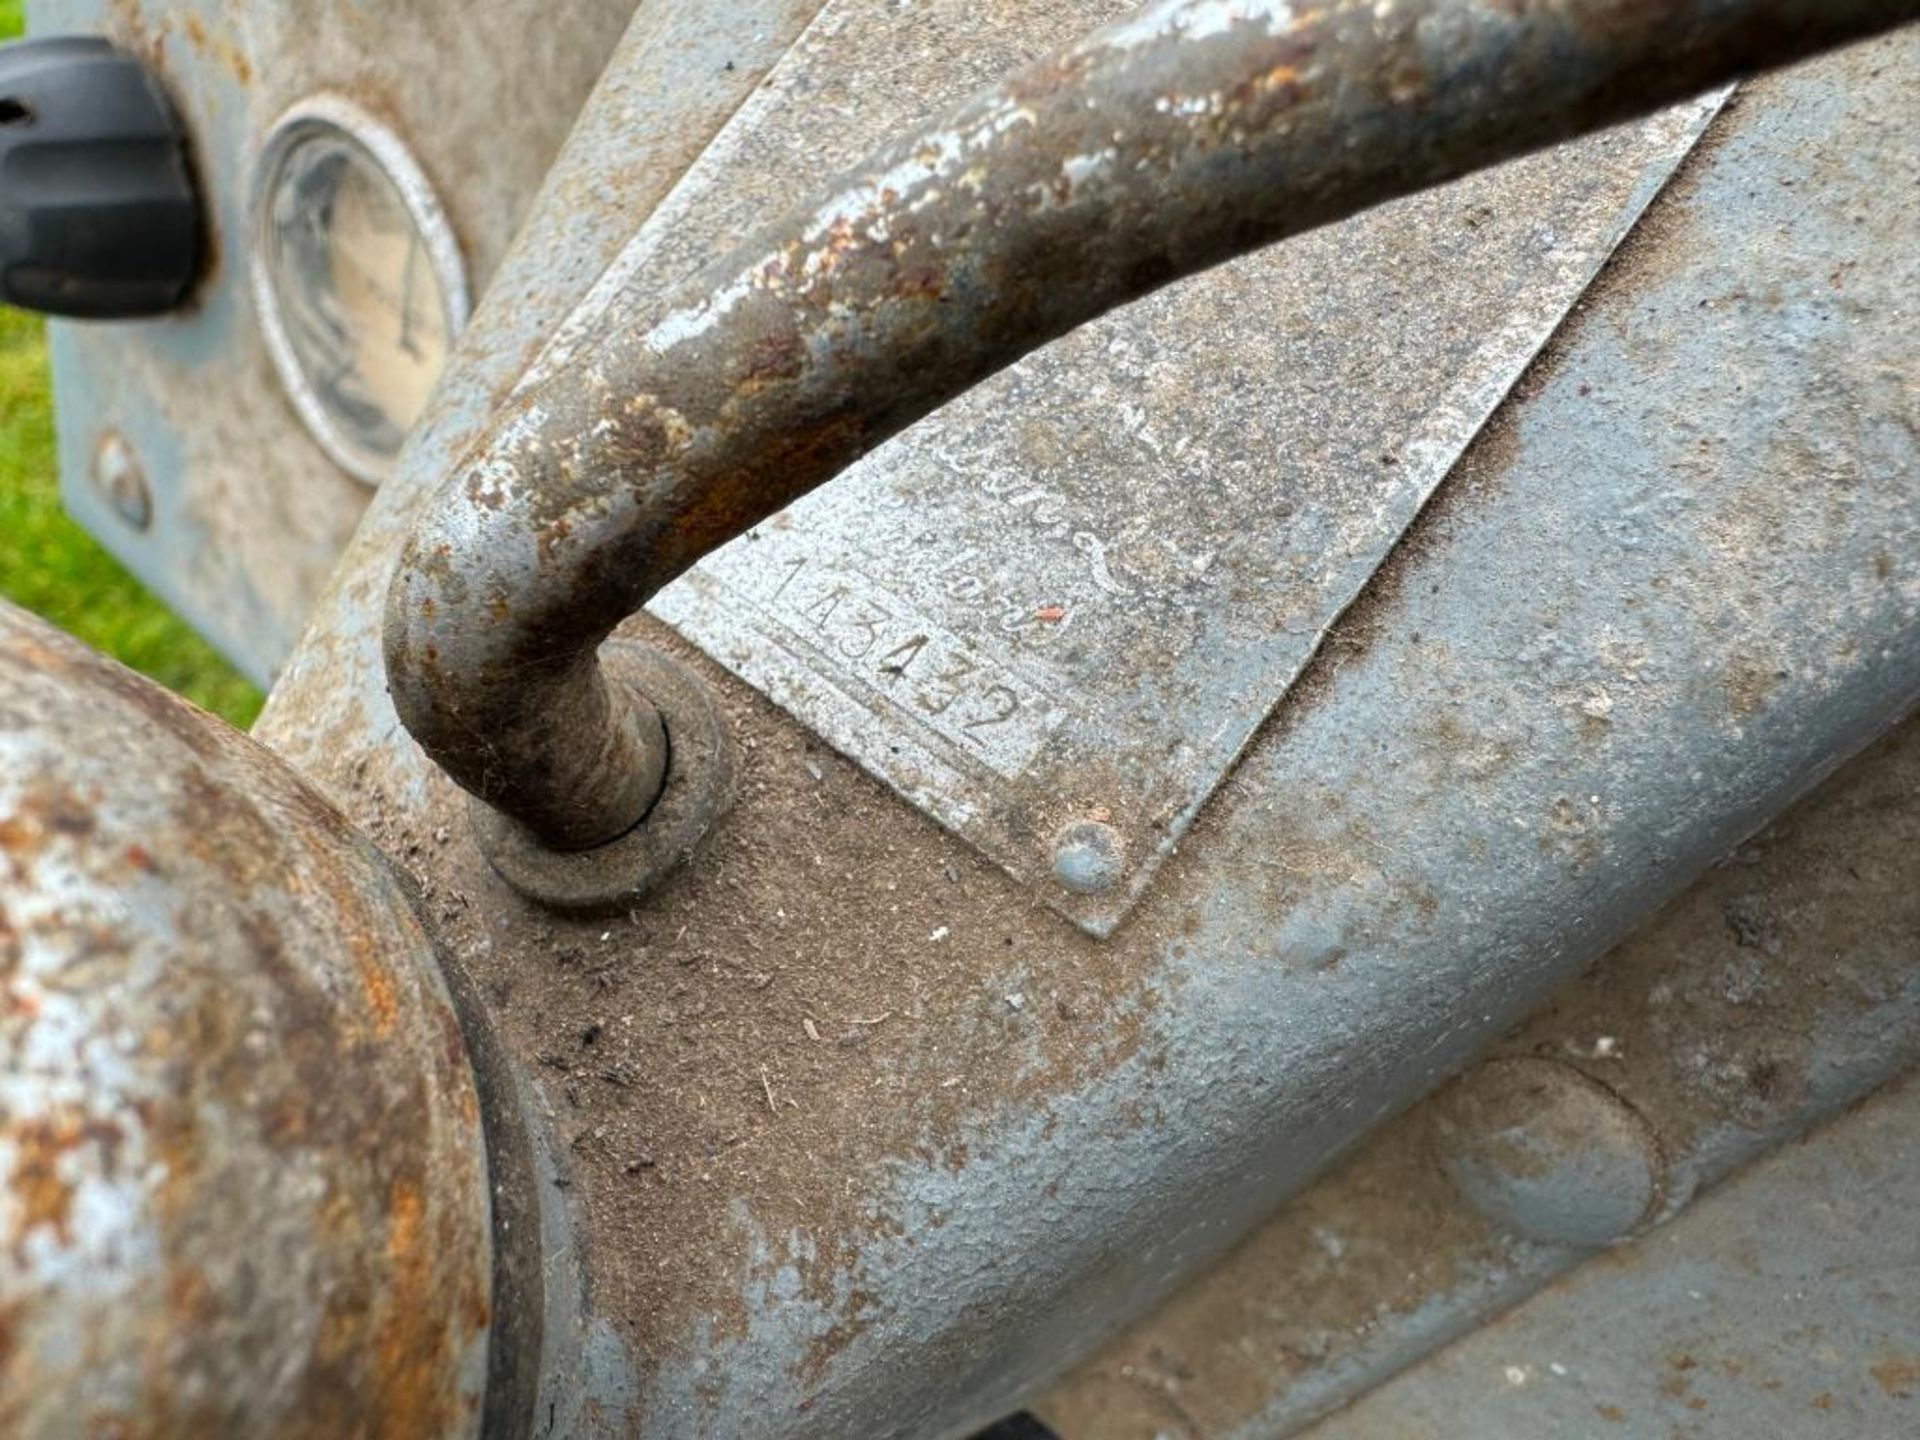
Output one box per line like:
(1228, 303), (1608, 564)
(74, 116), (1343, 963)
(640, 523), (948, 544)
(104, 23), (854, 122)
(179, 13), (254, 87)
(370, 1176), (459, 1439)
(7, 1114), (83, 1255)
(1870, 1355), (1920, 1398)
(354, 928), (401, 1038)
(0, 779), (103, 880)
(1, 602), (491, 1439)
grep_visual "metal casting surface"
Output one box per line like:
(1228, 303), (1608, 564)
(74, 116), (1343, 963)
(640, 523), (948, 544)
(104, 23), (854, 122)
(1043, 692), (1920, 1434)
(1308, 1069), (1920, 1438)
(262, 6), (835, 1432)
(289, 0), (1718, 935)
(1430, 1057), (1665, 1250)
(649, 106), (1714, 935)
(386, 0), (1912, 862)
(248, 21), (1920, 1436)
(0, 602), (492, 1439)
(1036, 41), (1920, 1433)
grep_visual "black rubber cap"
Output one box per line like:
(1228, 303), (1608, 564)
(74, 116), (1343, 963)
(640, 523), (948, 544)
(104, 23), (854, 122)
(0, 36), (199, 318)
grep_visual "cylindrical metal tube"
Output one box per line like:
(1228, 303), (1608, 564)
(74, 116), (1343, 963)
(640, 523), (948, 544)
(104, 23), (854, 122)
(386, 0), (1916, 852)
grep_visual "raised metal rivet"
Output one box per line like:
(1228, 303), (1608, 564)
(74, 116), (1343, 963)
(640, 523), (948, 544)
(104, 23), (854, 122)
(1052, 820), (1123, 895)
(91, 430), (151, 531)
(1433, 1056), (1666, 1249)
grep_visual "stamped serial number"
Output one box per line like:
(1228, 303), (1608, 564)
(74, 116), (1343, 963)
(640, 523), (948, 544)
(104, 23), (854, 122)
(737, 553), (1064, 778)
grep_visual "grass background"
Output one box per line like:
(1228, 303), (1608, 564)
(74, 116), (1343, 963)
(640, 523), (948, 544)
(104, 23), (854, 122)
(0, 1), (263, 726)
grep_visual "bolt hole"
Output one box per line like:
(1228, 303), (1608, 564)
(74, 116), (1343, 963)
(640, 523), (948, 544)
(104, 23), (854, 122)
(0, 96), (34, 126)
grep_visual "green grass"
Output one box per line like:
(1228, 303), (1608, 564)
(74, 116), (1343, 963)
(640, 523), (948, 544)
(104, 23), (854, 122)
(0, 2), (260, 726)
(2, 0), (259, 726)
(0, 309), (264, 728)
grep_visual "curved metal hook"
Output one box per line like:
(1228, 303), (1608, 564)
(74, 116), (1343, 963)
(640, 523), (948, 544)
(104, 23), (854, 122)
(385, 0), (1913, 862)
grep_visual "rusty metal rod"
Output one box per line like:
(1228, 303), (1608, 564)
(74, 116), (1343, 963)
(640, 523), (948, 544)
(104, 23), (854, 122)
(386, 0), (1915, 854)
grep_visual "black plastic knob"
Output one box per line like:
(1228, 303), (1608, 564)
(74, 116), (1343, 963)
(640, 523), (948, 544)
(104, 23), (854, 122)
(0, 36), (200, 318)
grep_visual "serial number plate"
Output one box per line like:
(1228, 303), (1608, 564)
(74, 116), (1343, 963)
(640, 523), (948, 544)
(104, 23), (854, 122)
(654, 103), (1718, 935)
(751, 554), (1065, 779)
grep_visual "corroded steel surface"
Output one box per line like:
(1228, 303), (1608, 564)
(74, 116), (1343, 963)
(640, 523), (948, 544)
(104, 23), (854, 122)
(260, 6), (837, 1434)
(0, 602), (491, 1439)
(648, 108), (1712, 936)
(249, 14), (1920, 1440)
(385, 0), (1914, 853)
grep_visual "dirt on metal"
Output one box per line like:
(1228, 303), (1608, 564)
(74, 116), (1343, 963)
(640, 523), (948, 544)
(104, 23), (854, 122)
(1038, 705), (1920, 1437)
(332, 615), (1179, 1383)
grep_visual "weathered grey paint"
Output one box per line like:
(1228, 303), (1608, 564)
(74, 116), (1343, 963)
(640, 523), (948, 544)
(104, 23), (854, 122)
(247, 12), (1920, 1438)
(1306, 1070), (1920, 1439)
(383, 0), (1903, 863)
(1042, 710), (1920, 1437)
(30, 0), (643, 682)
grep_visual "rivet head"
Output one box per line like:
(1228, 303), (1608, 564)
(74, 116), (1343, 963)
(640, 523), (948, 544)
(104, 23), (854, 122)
(91, 430), (152, 531)
(1434, 1056), (1666, 1249)
(1052, 820), (1123, 895)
